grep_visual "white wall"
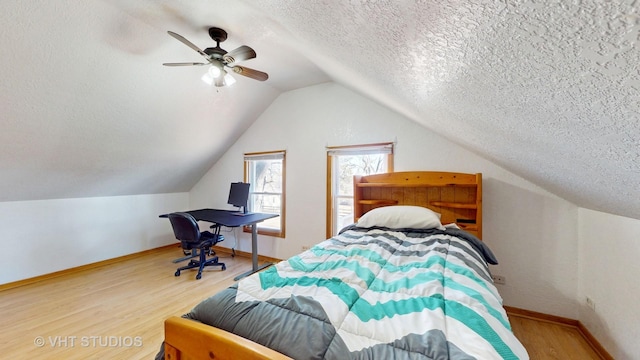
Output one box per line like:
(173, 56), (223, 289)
(578, 209), (640, 360)
(0, 192), (188, 284)
(190, 82), (580, 318)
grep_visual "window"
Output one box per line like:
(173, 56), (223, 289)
(244, 151), (286, 237)
(326, 143), (393, 237)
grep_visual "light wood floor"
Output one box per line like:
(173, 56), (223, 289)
(509, 314), (603, 359)
(0, 245), (602, 359)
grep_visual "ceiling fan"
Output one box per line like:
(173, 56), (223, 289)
(163, 27), (268, 87)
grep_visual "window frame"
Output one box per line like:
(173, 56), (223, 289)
(326, 142), (394, 238)
(243, 150), (286, 238)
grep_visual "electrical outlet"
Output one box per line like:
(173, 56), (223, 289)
(586, 297), (596, 311)
(491, 274), (506, 285)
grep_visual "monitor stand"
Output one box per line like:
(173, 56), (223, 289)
(231, 206), (252, 216)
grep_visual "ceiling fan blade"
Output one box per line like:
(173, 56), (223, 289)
(223, 45), (257, 64)
(231, 66), (269, 81)
(163, 62), (207, 66)
(167, 31), (209, 59)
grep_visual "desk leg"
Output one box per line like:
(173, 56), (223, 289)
(233, 224), (273, 281)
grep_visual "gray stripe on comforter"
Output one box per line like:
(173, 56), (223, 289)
(178, 286), (471, 360)
(335, 229), (493, 283)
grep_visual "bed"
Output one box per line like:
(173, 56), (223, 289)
(156, 171), (529, 360)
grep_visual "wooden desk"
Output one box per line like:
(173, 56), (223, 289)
(162, 209), (278, 280)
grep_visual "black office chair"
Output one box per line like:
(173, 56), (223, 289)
(167, 212), (226, 279)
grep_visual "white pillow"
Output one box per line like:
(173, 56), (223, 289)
(356, 205), (445, 230)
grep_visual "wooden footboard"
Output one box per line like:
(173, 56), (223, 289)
(164, 316), (292, 360)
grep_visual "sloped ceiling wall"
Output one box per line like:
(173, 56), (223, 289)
(1, 0), (639, 220)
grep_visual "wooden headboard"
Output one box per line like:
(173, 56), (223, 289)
(353, 171), (482, 239)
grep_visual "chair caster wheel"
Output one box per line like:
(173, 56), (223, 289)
(175, 271), (180, 277)
(221, 265), (226, 271)
(196, 274), (202, 280)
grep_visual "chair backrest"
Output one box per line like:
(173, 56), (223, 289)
(168, 212), (201, 243)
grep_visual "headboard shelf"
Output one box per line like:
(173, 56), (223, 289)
(458, 224), (478, 232)
(354, 171), (483, 239)
(356, 182), (477, 188)
(358, 199), (399, 205)
(429, 201), (477, 209)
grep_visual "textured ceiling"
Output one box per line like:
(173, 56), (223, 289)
(1, 0), (639, 220)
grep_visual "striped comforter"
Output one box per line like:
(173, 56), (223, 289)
(179, 227), (529, 359)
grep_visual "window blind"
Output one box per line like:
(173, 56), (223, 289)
(326, 143), (393, 156)
(244, 151), (286, 161)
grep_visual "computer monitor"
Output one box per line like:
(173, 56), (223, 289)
(227, 182), (250, 214)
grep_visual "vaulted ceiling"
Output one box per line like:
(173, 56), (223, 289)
(1, 0), (639, 220)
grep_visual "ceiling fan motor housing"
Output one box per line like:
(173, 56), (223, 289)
(204, 47), (227, 60)
(205, 27), (229, 61)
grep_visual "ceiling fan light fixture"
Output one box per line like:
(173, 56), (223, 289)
(201, 72), (214, 86)
(208, 65), (221, 78)
(224, 72), (236, 86)
(203, 65), (236, 87)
